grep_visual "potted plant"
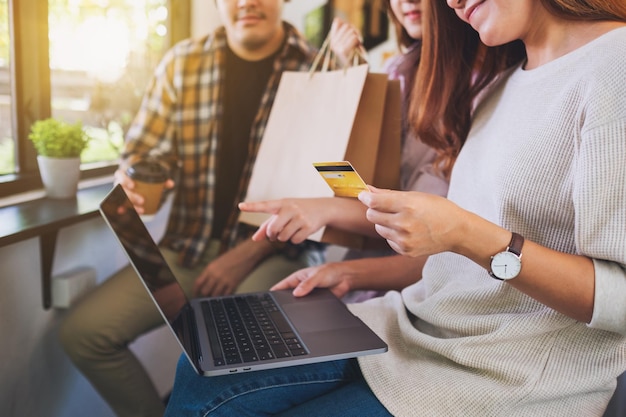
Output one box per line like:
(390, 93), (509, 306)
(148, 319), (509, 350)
(28, 117), (91, 199)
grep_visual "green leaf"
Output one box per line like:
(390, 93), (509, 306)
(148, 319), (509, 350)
(28, 117), (92, 158)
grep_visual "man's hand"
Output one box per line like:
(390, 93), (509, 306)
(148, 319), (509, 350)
(193, 239), (275, 297)
(114, 168), (175, 214)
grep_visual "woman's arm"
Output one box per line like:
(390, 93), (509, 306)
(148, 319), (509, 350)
(359, 187), (597, 323)
(272, 254), (426, 298)
(457, 211), (595, 323)
(239, 197), (378, 243)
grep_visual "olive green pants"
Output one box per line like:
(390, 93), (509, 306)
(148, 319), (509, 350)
(59, 243), (310, 417)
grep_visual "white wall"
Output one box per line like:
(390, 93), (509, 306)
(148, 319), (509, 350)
(0, 197), (177, 417)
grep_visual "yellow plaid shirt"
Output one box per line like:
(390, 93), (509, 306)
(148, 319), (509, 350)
(122, 23), (318, 267)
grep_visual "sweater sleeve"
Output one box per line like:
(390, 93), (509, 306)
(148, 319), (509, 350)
(577, 120), (626, 335)
(589, 259), (626, 334)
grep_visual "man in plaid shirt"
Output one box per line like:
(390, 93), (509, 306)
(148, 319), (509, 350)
(60, 1), (324, 416)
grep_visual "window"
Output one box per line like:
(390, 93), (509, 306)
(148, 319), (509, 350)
(0, 0), (190, 198)
(0, 0), (12, 175)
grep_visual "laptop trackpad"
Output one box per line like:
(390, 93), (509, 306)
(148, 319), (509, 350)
(283, 300), (362, 333)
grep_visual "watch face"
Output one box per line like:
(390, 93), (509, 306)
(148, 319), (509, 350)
(490, 251), (522, 280)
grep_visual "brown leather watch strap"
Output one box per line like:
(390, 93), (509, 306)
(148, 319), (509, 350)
(508, 232), (524, 257)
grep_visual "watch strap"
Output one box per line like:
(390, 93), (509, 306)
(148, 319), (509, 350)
(508, 232), (524, 257)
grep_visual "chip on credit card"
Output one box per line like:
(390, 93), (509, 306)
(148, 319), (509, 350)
(313, 161), (368, 198)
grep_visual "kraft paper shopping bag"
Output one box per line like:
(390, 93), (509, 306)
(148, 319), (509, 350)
(239, 63), (401, 248)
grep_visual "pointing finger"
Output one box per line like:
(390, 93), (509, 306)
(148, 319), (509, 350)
(238, 200), (283, 215)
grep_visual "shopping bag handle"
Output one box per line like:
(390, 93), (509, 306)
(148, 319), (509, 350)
(309, 32), (369, 77)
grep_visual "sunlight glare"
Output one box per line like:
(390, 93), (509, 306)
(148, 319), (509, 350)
(50, 15), (130, 83)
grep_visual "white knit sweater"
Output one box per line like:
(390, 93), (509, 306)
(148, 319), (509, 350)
(350, 27), (626, 417)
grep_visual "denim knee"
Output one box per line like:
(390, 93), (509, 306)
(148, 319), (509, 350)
(166, 355), (362, 416)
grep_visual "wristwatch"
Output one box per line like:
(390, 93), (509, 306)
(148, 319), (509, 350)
(489, 232), (524, 281)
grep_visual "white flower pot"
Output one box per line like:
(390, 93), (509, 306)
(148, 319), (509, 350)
(37, 156), (81, 199)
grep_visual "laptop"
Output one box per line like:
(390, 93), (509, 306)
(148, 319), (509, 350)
(99, 184), (387, 376)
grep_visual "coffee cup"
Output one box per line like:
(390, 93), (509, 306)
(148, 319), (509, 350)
(126, 159), (168, 218)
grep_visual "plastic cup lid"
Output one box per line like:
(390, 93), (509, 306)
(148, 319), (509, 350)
(126, 160), (168, 183)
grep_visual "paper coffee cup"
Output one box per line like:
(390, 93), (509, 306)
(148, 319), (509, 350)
(126, 160), (168, 217)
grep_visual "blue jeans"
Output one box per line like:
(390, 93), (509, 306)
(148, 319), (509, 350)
(165, 355), (393, 416)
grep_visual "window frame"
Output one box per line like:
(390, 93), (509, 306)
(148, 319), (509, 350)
(0, 0), (190, 198)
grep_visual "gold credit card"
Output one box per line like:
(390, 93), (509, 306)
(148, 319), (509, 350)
(313, 161), (368, 198)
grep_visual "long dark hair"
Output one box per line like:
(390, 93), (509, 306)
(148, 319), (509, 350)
(411, 0), (626, 178)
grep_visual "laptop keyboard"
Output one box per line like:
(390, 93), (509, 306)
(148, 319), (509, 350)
(201, 293), (308, 367)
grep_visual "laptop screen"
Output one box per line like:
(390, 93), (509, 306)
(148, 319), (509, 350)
(99, 185), (189, 324)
